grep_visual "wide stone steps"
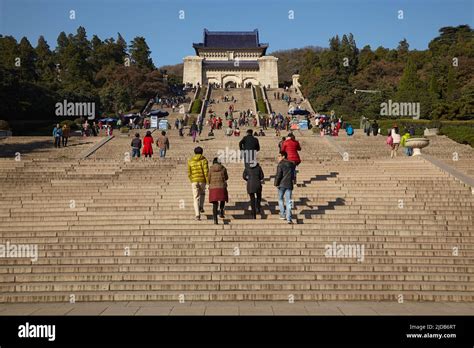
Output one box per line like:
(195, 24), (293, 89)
(1, 128), (473, 303)
(208, 88), (256, 115)
(3, 271), (473, 283)
(3, 263), (473, 274)
(2, 256), (473, 267)
(2, 280), (474, 292)
(0, 248), (472, 258)
(1, 290), (473, 302)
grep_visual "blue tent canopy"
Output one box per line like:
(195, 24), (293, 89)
(289, 109), (310, 116)
(149, 110), (169, 117)
(99, 118), (117, 122)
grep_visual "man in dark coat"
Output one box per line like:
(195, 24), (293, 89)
(243, 162), (264, 219)
(239, 129), (260, 167)
(274, 151), (295, 224)
(372, 120), (379, 136)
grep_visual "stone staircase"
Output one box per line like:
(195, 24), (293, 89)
(329, 132), (474, 179)
(267, 87), (313, 116)
(0, 136), (103, 160)
(0, 128), (473, 303)
(208, 88), (256, 117)
(147, 89), (194, 123)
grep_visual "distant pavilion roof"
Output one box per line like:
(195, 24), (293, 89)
(193, 29), (268, 54)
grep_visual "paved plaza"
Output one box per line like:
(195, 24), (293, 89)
(1, 300), (473, 316)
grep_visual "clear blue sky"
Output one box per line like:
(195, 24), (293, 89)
(1, 0), (472, 66)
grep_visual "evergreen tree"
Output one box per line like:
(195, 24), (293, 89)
(0, 35), (19, 69)
(56, 32), (69, 55)
(115, 33), (128, 64)
(329, 35), (340, 51)
(429, 73), (440, 101)
(90, 35), (104, 72)
(397, 38), (409, 57)
(35, 36), (56, 85)
(358, 45), (374, 70)
(446, 66), (457, 101)
(396, 57), (421, 102)
(340, 33), (358, 74)
(18, 37), (37, 81)
(60, 27), (94, 92)
(129, 37), (155, 70)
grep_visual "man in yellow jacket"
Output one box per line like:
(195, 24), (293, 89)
(400, 132), (412, 156)
(188, 146), (209, 220)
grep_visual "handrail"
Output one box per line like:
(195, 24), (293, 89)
(188, 85), (201, 114)
(294, 86), (316, 114)
(261, 86), (272, 114)
(251, 86), (259, 126)
(199, 84), (211, 122)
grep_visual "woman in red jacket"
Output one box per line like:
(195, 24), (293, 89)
(281, 133), (301, 184)
(142, 130), (154, 158)
(281, 133), (301, 165)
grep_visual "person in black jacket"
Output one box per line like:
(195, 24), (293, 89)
(372, 120), (379, 136)
(239, 129), (260, 167)
(190, 121), (198, 142)
(243, 162), (265, 219)
(274, 151), (295, 224)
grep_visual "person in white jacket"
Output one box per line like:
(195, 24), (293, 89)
(390, 126), (401, 158)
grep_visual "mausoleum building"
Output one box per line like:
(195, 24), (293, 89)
(183, 29), (278, 88)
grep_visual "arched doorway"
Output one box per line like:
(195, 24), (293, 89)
(207, 78), (220, 88)
(222, 75), (241, 89)
(225, 81), (237, 88)
(242, 78), (259, 88)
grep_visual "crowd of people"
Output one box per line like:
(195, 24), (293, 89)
(314, 115), (346, 136)
(129, 130), (170, 159)
(272, 90), (302, 107)
(52, 124), (70, 148)
(386, 124), (415, 158)
(187, 130), (301, 224)
(154, 95), (187, 112)
(80, 120), (100, 137)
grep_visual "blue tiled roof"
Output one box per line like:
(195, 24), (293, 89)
(193, 29), (268, 50)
